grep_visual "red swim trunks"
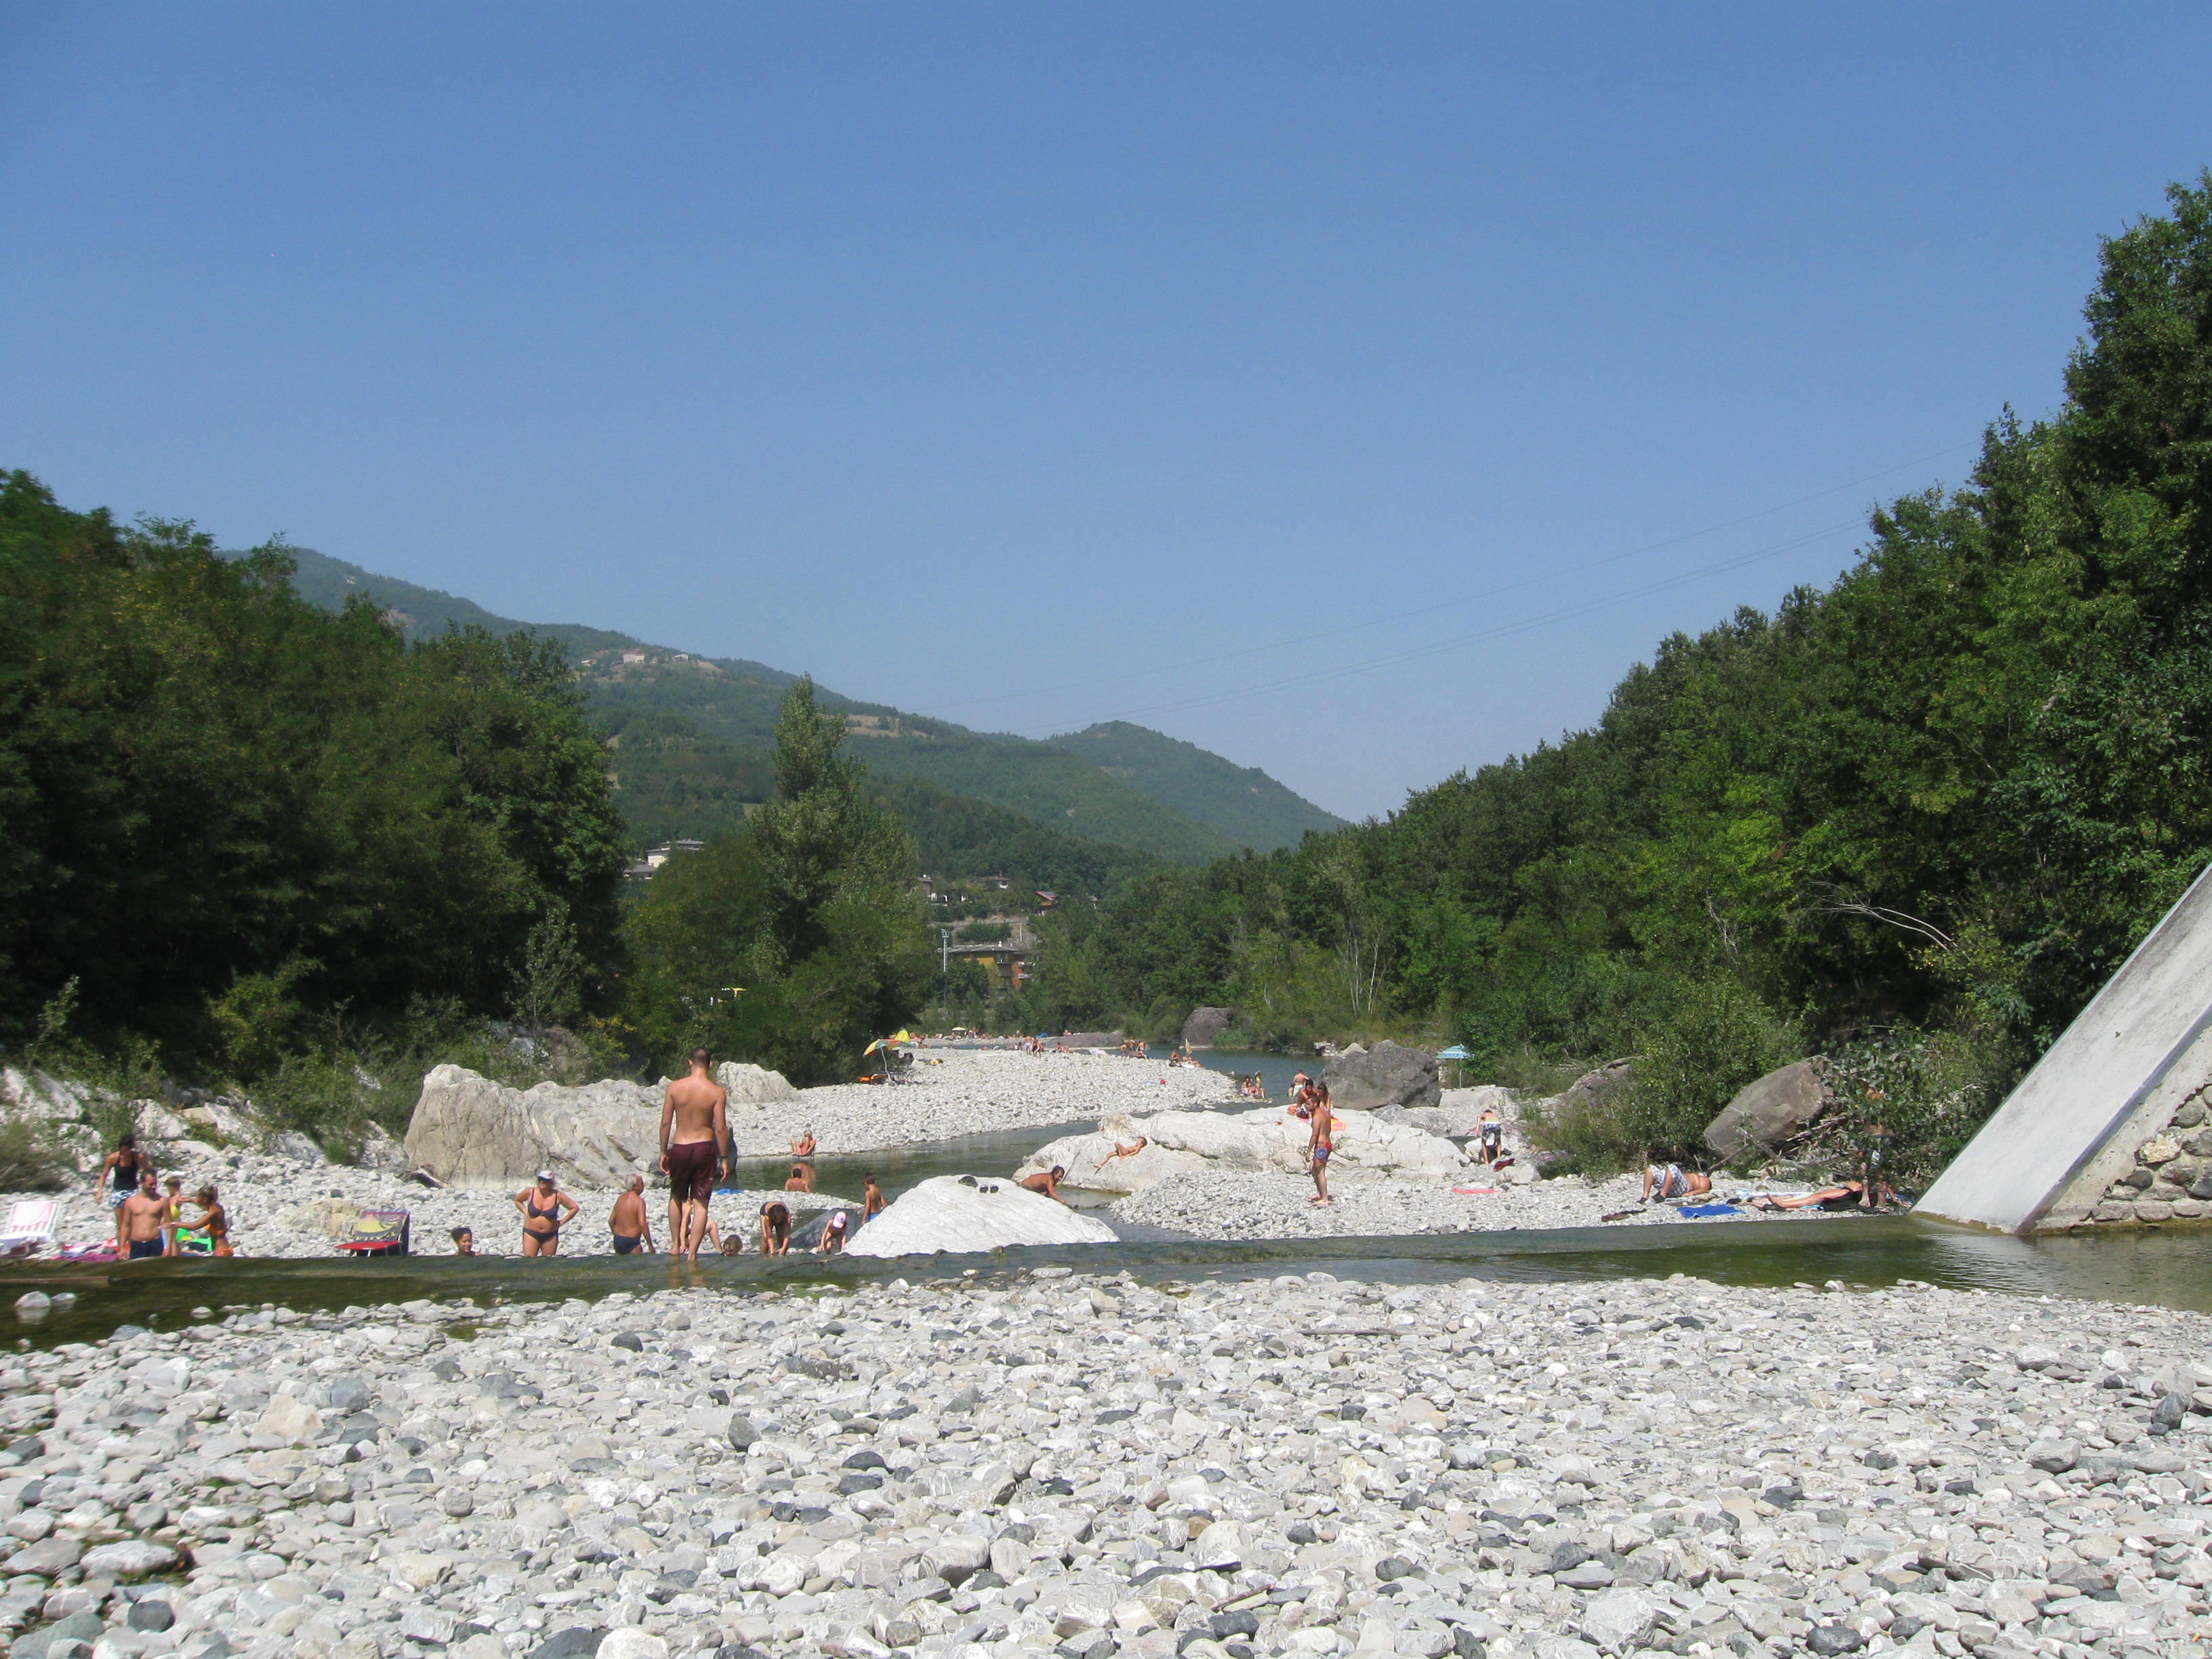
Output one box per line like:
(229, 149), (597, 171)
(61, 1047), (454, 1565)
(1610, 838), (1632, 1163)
(665, 1140), (718, 1204)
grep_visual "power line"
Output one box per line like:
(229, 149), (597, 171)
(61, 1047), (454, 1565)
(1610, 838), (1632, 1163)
(1088, 516), (1862, 723)
(928, 438), (1973, 720)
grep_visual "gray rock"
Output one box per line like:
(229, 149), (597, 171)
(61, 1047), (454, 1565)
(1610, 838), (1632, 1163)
(715, 1061), (801, 1105)
(2026, 1438), (2078, 1473)
(1578, 1589), (1657, 1653)
(403, 1065), (667, 1187)
(1556, 1559), (1614, 1590)
(531, 1631), (607, 1659)
(6, 1538), (81, 1574)
(79, 1539), (178, 1577)
(1324, 1042), (1440, 1112)
(267, 1129), (327, 1164)
(16, 1610), (106, 1659)
(1547, 1061), (1637, 1143)
(1702, 1060), (1829, 1160)
(126, 1599), (176, 1632)
(1182, 1008), (1237, 1050)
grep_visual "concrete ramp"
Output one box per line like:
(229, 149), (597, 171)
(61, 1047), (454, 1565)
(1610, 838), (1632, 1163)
(1919, 861), (2212, 1233)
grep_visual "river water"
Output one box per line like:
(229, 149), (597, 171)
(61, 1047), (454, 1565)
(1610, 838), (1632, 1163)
(11, 1213), (2212, 1352)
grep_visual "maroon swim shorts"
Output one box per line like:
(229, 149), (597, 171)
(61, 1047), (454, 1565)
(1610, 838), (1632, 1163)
(665, 1140), (718, 1204)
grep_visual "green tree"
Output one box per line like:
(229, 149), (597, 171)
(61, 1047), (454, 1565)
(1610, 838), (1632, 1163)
(620, 679), (929, 1082)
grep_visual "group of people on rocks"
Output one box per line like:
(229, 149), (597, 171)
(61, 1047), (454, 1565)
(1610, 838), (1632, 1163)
(93, 1134), (231, 1258)
(470, 1050), (896, 1261)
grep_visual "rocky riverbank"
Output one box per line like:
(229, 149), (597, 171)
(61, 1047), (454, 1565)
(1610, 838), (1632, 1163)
(6, 1145), (867, 1262)
(5, 1271), (2212, 1659)
(725, 1052), (1235, 1160)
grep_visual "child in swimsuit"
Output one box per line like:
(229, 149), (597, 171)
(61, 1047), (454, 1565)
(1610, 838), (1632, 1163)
(161, 1175), (186, 1257)
(184, 1187), (231, 1257)
(758, 1201), (791, 1256)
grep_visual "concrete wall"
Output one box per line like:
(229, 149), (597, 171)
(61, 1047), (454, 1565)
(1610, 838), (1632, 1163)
(1919, 860), (2212, 1234)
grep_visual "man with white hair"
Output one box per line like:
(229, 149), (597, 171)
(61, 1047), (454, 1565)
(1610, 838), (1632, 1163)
(611, 1173), (654, 1254)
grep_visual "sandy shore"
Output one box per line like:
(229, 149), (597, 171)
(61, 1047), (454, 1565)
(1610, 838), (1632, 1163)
(5, 1270), (2210, 1659)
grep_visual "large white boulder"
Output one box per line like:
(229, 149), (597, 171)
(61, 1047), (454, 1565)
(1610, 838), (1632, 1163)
(717, 1061), (801, 1105)
(403, 1065), (665, 1188)
(1018, 1106), (1469, 1195)
(843, 1174), (1117, 1256)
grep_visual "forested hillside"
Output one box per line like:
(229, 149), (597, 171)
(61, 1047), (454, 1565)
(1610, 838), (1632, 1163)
(260, 549), (1335, 859)
(1050, 721), (1343, 851)
(601, 705), (1166, 899)
(1017, 176), (2212, 1174)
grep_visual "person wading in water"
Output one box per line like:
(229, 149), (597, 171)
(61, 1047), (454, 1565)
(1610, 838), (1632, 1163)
(659, 1048), (729, 1263)
(514, 1169), (579, 1256)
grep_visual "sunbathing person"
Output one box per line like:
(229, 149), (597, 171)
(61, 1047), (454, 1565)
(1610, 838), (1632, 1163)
(1641, 1164), (1713, 1202)
(1101, 1136), (1148, 1163)
(1752, 1180), (1870, 1211)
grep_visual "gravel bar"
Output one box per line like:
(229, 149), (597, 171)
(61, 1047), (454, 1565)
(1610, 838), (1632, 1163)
(5, 1269), (2211, 1659)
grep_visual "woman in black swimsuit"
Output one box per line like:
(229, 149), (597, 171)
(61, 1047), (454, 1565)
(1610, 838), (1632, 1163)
(512, 1168), (579, 1256)
(96, 1133), (146, 1250)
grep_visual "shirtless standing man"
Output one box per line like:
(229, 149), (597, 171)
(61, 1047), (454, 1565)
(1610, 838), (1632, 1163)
(659, 1048), (729, 1263)
(120, 1169), (169, 1259)
(1308, 1091), (1336, 1207)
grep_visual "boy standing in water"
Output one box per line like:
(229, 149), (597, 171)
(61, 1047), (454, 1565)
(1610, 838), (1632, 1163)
(659, 1048), (729, 1262)
(1308, 1090), (1335, 1207)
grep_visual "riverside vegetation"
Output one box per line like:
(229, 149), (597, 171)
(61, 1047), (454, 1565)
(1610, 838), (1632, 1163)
(1002, 176), (2212, 1184)
(10, 178), (2212, 1185)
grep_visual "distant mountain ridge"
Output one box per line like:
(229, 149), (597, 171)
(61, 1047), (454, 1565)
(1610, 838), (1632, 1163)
(262, 546), (1343, 857)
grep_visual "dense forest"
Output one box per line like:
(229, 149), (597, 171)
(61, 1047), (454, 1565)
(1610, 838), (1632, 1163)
(1009, 176), (2212, 1174)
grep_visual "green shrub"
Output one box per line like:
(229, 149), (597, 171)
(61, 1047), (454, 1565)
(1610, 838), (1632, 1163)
(1525, 978), (1801, 1174)
(1811, 1023), (2021, 1183)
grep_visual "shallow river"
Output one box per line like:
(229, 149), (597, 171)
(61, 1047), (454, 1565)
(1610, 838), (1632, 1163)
(9, 1213), (2212, 1352)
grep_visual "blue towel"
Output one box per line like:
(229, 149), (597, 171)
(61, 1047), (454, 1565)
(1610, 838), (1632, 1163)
(1676, 1203), (1740, 1218)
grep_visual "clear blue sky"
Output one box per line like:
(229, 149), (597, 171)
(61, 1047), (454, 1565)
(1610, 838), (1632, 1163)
(4, 5), (2209, 819)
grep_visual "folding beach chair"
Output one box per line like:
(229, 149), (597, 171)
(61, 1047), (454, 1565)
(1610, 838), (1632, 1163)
(334, 1209), (411, 1256)
(0, 1200), (57, 1257)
